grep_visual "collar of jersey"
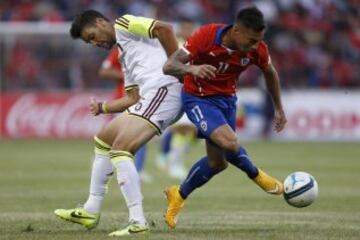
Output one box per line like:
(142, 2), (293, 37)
(215, 24), (233, 46)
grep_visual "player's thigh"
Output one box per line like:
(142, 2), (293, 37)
(183, 97), (237, 151)
(206, 140), (228, 170)
(95, 114), (128, 146)
(183, 99), (225, 138)
(112, 113), (157, 154)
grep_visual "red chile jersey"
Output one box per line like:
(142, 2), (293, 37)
(182, 24), (271, 96)
(101, 48), (125, 99)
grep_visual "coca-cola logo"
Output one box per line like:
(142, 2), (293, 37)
(285, 110), (360, 138)
(6, 94), (111, 138)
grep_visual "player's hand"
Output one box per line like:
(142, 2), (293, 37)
(189, 65), (217, 79)
(273, 108), (287, 132)
(89, 97), (100, 116)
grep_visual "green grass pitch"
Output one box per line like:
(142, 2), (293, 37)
(0, 139), (359, 239)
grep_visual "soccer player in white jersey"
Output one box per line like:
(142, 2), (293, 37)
(54, 10), (182, 236)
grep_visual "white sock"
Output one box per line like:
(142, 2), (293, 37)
(168, 145), (187, 167)
(113, 159), (146, 225)
(83, 153), (113, 214)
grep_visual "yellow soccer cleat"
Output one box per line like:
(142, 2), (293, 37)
(54, 208), (100, 230)
(164, 185), (185, 229)
(253, 169), (284, 195)
(108, 221), (149, 237)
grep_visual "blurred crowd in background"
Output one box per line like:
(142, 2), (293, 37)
(0, 0), (359, 91)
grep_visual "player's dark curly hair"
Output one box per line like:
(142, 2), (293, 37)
(70, 10), (109, 39)
(236, 7), (265, 32)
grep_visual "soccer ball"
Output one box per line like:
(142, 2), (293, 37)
(283, 171), (318, 208)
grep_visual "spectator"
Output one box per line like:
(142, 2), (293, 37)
(0, 0), (359, 90)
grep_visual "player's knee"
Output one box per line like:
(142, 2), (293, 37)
(96, 127), (114, 146)
(113, 137), (143, 155)
(220, 138), (238, 153)
(112, 139), (133, 153)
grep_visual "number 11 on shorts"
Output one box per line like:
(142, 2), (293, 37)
(191, 105), (204, 122)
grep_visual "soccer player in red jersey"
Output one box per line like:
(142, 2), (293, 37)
(99, 47), (125, 99)
(163, 7), (287, 228)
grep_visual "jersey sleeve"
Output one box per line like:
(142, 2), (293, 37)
(123, 66), (138, 91)
(123, 71), (138, 91)
(255, 41), (271, 70)
(114, 14), (157, 38)
(182, 25), (211, 60)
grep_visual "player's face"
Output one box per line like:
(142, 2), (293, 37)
(81, 19), (115, 50)
(233, 23), (264, 52)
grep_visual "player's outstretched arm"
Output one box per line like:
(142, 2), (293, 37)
(89, 87), (140, 115)
(262, 63), (287, 132)
(163, 48), (216, 79)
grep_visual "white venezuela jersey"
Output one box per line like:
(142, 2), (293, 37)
(114, 15), (178, 95)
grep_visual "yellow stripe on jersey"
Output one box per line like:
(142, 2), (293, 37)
(148, 19), (157, 38)
(115, 18), (129, 29)
(114, 14), (158, 38)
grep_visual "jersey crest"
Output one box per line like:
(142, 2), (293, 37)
(240, 58), (250, 66)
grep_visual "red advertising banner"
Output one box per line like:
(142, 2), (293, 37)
(0, 92), (112, 138)
(2, 90), (360, 140)
(277, 91), (360, 141)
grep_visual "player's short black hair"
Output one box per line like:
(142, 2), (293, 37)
(70, 10), (109, 39)
(236, 7), (265, 32)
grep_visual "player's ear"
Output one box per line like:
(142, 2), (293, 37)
(233, 24), (241, 34)
(95, 17), (106, 27)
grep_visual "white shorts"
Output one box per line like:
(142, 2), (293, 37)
(127, 82), (183, 134)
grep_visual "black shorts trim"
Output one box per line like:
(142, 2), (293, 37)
(127, 112), (161, 135)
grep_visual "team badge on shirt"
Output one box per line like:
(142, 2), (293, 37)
(200, 120), (208, 132)
(240, 58), (250, 66)
(208, 51), (216, 57)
